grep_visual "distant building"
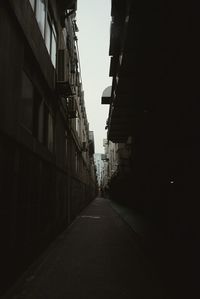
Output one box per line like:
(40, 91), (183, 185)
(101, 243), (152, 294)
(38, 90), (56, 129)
(94, 153), (104, 187)
(101, 138), (131, 192)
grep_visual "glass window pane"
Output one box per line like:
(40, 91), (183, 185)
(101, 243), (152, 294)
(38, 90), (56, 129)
(29, 0), (35, 10)
(36, 0), (46, 37)
(75, 117), (80, 136)
(52, 23), (56, 38)
(21, 71), (34, 132)
(38, 101), (44, 143)
(45, 18), (51, 54)
(48, 113), (54, 152)
(51, 32), (56, 67)
(62, 28), (67, 47)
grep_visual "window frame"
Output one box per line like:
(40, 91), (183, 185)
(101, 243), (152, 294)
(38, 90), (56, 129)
(20, 66), (55, 153)
(47, 110), (55, 153)
(35, 0), (46, 37)
(28, 0), (57, 68)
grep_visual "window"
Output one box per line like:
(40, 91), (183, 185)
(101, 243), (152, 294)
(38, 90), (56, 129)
(51, 23), (57, 67)
(45, 17), (51, 54)
(36, 0), (46, 37)
(21, 71), (34, 132)
(29, 0), (57, 67)
(37, 100), (44, 143)
(21, 70), (44, 138)
(20, 70), (54, 152)
(43, 104), (54, 152)
(47, 112), (54, 152)
(62, 28), (67, 47)
(45, 17), (57, 67)
(75, 116), (80, 136)
(29, 0), (35, 10)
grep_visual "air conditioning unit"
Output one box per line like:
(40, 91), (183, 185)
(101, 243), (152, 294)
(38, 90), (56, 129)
(71, 85), (76, 95)
(68, 110), (77, 118)
(78, 84), (82, 97)
(56, 49), (74, 96)
(68, 98), (77, 118)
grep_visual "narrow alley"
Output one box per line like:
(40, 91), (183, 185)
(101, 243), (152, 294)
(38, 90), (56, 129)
(1, 0), (200, 298)
(3, 198), (167, 299)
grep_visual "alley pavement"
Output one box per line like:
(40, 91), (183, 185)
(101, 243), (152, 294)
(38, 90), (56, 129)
(3, 198), (168, 299)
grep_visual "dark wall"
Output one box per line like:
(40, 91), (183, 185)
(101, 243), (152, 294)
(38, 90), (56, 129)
(108, 2), (200, 296)
(0, 133), (67, 293)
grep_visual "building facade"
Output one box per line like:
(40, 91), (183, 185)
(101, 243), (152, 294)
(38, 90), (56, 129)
(0, 0), (97, 293)
(101, 138), (132, 201)
(103, 0), (200, 296)
(94, 153), (104, 188)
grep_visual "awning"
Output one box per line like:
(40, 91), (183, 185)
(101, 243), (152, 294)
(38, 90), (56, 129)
(101, 86), (112, 104)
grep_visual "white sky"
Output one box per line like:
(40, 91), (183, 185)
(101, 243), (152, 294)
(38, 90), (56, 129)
(76, 0), (112, 153)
